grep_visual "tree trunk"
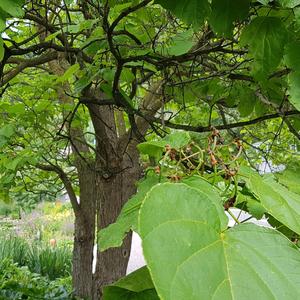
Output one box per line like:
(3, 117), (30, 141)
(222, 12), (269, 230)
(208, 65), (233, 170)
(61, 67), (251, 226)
(79, 102), (143, 299)
(92, 155), (141, 299)
(73, 214), (95, 298)
(72, 167), (96, 299)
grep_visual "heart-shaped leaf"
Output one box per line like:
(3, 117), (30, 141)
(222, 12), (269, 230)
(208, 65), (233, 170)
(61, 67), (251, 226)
(139, 183), (300, 300)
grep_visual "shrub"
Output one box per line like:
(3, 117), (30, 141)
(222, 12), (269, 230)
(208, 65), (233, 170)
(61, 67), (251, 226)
(0, 202), (19, 218)
(0, 259), (74, 299)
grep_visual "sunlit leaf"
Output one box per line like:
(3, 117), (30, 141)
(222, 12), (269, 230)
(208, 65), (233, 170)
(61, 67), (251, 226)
(139, 183), (300, 300)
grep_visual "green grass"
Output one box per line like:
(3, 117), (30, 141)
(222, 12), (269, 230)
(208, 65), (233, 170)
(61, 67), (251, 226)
(28, 244), (72, 280)
(0, 235), (72, 280)
(0, 235), (28, 266)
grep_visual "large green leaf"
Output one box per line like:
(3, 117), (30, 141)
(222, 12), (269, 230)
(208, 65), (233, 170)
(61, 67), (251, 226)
(240, 166), (300, 235)
(285, 41), (300, 111)
(0, 0), (24, 17)
(210, 0), (250, 37)
(226, 83), (257, 117)
(0, 124), (15, 138)
(137, 141), (166, 159)
(276, 164), (300, 195)
(139, 183), (225, 237)
(162, 131), (190, 149)
(138, 131), (191, 158)
(267, 215), (298, 240)
(286, 72), (300, 110)
(240, 16), (287, 80)
(139, 183), (300, 300)
(181, 176), (228, 230)
(279, 0), (300, 7)
(98, 174), (161, 251)
(6, 156), (25, 171)
(237, 87), (257, 117)
(57, 63), (80, 83)
(155, 0), (210, 27)
(103, 266), (159, 300)
(237, 189), (266, 220)
(164, 29), (194, 56)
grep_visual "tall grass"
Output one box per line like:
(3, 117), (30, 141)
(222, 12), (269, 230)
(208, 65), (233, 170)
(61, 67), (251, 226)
(28, 245), (72, 280)
(0, 236), (28, 266)
(0, 235), (72, 280)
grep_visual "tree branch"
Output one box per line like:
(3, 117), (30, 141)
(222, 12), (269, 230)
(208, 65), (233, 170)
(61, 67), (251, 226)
(1, 51), (58, 86)
(153, 110), (300, 133)
(36, 163), (80, 214)
(109, 0), (152, 33)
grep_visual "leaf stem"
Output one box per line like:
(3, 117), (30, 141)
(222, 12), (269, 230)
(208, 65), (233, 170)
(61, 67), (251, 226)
(227, 208), (240, 225)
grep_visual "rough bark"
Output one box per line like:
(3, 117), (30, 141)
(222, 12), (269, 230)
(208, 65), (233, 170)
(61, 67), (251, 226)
(84, 86), (162, 299)
(73, 214), (95, 298)
(93, 156), (141, 299)
(73, 167), (96, 299)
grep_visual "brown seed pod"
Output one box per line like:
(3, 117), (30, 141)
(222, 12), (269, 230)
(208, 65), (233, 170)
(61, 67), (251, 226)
(169, 149), (177, 160)
(154, 166), (160, 174)
(223, 196), (236, 211)
(210, 153), (218, 166)
(168, 174), (181, 182)
(165, 144), (171, 152)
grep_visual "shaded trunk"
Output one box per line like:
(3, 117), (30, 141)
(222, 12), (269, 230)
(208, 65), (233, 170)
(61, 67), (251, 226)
(72, 168), (96, 299)
(72, 154), (141, 299)
(92, 156), (141, 299)
(73, 214), (95, 298)
(74, 102), (144, 299)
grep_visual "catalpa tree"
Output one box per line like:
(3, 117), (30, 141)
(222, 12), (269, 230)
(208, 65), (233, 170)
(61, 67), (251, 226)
(1, 0), (300, 299)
